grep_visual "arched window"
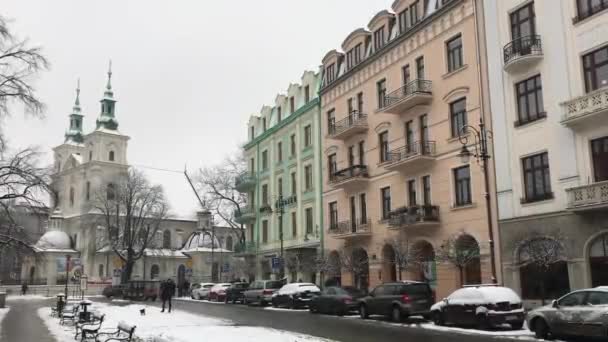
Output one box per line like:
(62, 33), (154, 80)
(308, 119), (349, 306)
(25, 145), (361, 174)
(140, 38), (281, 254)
(69, 187), (75, 207)
(151, 264), (160, 279)
(89, 151), (93, 161)
(109, 151), (115, 162)
(106, 183), (115, 201)
(162, 230), (171, 249)
(226, 236), (233, 251)
(86, 181), (91, 201)
(98, 264), (104, 278)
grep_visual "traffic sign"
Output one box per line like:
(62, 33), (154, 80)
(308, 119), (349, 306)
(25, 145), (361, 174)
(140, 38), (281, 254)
(222, 263), (230, 273)
(271, 257), (282, 270)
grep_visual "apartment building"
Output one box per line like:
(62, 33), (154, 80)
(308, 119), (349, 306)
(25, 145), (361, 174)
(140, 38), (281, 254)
(319, 0), (497, 299)
(238, 71), (323, 282)
(485, 0), (608, 304)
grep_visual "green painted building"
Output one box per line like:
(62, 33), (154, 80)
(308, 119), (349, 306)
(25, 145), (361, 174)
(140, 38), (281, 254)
(237, 70), (323, 282)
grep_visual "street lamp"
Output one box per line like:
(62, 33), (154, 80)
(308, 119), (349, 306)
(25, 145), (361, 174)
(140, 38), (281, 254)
(273, 195), (286, 279)
(457, 116), (498, 284)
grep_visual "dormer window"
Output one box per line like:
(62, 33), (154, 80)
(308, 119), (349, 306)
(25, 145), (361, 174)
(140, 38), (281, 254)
(290, 97), (295, 114)
(410, 1), (419, 25)
(277, 107), (282, 122)
(304, 86), (310, 103)
(346, 43), (363, 70)
(263, 118), (267, 131)
(325, 63), (336, 84)
(109, 150), (115, 162)
(89, 151), (93, 161)
(373, 26), (386, 51)
(398, 8), (409, 33)
(250, 126), (255, 140)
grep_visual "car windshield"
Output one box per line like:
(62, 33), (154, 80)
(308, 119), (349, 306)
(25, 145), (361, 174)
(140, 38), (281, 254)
(266, 281), (283, 289)
(203, 284), (214, 288)
(233, 283), (248, 289)
(397, 284), (429, 295)
(341, 287), (365, 296)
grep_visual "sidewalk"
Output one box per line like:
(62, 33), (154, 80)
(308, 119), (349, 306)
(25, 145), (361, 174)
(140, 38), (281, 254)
(0, 297), (56, 342)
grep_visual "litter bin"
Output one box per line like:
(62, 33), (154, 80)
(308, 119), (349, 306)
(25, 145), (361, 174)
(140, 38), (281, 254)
(0, 292), (6, 308)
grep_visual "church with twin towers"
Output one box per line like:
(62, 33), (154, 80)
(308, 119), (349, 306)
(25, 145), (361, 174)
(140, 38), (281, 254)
(21, 64), (242, 288)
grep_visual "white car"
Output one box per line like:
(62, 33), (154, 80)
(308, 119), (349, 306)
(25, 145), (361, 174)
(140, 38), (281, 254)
(430, 285), (525, 330)
(191, 283), (215, 300)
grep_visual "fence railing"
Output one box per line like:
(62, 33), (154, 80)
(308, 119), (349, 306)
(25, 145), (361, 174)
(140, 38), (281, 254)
(328, 219), (371, 235)
(388, 205), (440, 226)
(330, 165), (369, 184)
(566, 181), (608, 209)
(503, 35), (542, 66)
(383, 79), (432, 109)
(386, 141), (436, 164)
(328, 112), (368, 137)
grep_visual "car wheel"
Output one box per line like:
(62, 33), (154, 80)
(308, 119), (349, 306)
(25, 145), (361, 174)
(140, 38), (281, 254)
(391, 306), (403, 322)
(243, 297), (249, 305)
(261, 300), (267, 307)
(224, 296), (229, 304)
(309, 304), (317, 314)
(510, 321), (524, 330)
(288, 299), (296, 310)
(432, 311), (445, 326)
(476, 314), (490, 330)
(533, 318), (553, 340)
(359, 304), (369, 319)
(271, 299), (278, 308)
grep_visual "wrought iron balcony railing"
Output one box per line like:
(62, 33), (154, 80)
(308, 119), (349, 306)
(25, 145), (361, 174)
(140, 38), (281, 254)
(235, 173), (257, 192)
(382, 79), (432, 111)
(503, 35), (542, 67)
(386, 141), (436, 164)
(329, 165), (369, 185)
(328, 219), (371, 236)
(328, 112), (368, 139)
(388, 205), (440, 227)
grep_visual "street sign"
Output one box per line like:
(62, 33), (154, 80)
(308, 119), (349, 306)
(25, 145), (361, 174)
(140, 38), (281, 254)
(271, 257), (282, 270)
(222, 263), (230, 273)
(80, 275), (88, 291)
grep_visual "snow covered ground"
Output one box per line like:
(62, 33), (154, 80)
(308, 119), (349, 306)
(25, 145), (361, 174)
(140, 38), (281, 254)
(6, 294), (51, 301)
(0, 306), (9, 335)
(174, 297), (226, 305)
(37, 301), (337, 342)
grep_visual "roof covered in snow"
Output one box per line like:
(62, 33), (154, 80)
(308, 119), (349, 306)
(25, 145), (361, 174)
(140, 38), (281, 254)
(35, 230), (73, 251)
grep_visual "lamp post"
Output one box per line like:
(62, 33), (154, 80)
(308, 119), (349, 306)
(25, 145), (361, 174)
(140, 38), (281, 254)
(274, 195), (285, 279)
(457, 117), (498, 284)
(64, 254), (71, 300)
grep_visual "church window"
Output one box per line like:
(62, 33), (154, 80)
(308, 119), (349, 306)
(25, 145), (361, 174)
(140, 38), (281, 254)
(151, 264), (160, 279)
(107, 183), (115, 200)
(226, 236), (233, 251)
(69, 187), (75, 207)
(162, 230), (171, 249)
(109, 151), (115, 162)
(86, 182), (91, 201)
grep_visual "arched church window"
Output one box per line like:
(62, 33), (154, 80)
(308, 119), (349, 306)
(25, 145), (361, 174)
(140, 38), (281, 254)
(151, 264), (160, 279)
(89, 151), (93, 161)
(226, 236), (233, 251)
(109, 151), (115, 162)
(86, 182), (91, 201)
(69, 187), (75, 207)
(107, 183), (115, 201)
(162, 230), (171, 249)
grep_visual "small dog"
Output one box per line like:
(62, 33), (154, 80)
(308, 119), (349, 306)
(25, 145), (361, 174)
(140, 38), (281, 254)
(140, 308), (146, 316)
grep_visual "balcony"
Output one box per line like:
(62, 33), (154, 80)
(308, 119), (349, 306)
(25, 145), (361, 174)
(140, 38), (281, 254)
(235, 173), (257, 193)
(381, 79), (433, 114)
(503, 35), (543, 73)
(328, 219), (372, 240)
(383, 141), (436, 171)
(561, 87), (608, 127)
(275, 194), (297, 208)
(566, 181), (608, 212)
(388, 205), (440, 228)
(234, 241), (257, 256)
(328, 112), (368, 140)
(329, 165), (369, 189)
(234, 206), (256, 224)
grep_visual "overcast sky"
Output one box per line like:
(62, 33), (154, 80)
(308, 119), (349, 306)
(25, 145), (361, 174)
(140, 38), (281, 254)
(4, 0), (393, 219)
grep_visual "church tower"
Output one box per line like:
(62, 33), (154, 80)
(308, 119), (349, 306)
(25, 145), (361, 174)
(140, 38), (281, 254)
(64, 80), (84, 144)
(96, 61), (119, 131)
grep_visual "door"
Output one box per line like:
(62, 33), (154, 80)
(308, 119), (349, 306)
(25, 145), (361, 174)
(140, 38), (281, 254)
(367, 286), (385, 315)
(578, 291), (608, 337)
(322, 288), (336, 313)
(177, 265), (186, 296)
(553, 291), (588, 336)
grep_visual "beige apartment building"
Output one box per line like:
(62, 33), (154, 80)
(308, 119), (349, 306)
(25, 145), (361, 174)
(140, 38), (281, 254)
(319, 0), (497, 299)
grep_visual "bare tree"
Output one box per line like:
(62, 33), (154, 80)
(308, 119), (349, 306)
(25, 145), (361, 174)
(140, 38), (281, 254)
(93, 169), (169, 283)
(334, 247), (369, 289)
(195, 153), (247, 247)
(284, 250), (317, 280)
(514, 232), (567, 304)
(383, 236), (431, 281)
(437, 234), (481, 286)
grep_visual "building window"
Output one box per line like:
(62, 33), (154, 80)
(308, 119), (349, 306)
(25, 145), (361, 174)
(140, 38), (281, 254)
(262, 184), (269, 205)
(420, 114), (429, 144)
(408, 180), (417, 206)
(250, 158), (255, 173)
(98, 264), (104, 278)
(381, 187), (391, 220)
(291, 172), (297, 194)
(360, 193), (367, 223)
(347, 97), (354, 114)
(450, 97), (467, 137)
(405, 120), (414, 150)
(357, 92), (364, 113)
(453, 166), (472, 207)
(277, 178), (283, 198)
(89, 151), (93, 161)
(290, 134), (296, 156)
(304, 165), (313, 191)
(262, 220), (268, 243)
(416, 56), (425, 79)
(592, 136), (608, 182)
(348, 145), (355, 167)
(422, 175), (431, 205)
(106, 183), (115, 201)
(446, 34), (463, 72)
(410, 1), (419, 25)
(328, 154), (337, 179)
(250, 126), (255, 140)
(522, 152), (552, 203)
(304, 124), (312, 147)
(162, 230), (171, 249)
(277, 142), (282, 162)
(511, 2), (536, 40)
(377, 79), (387, 109)
(329, 202), (338, 229)
(358, 140), (365, 165)
(304, 85), (310, 103)
(374, 26), (386, 51)
(226, 236), (233, 251)
(69, 187), (75, 207)
(325, 63), (336, 84)
(289, 97), (295, 114)
(347, 43), (362, 69)
(327, 109), (336, 135)
(350, 196), (356, 230)
(86, 181), (91, 201)
(109, 151), (115, 162)
(263, 117), (267, 131)
(291, 212), (297, 237)
(583, 45), (608, 92)
(277, 107), (282, 122)
(150, 264), (160, 279)
(515, 75), (545, 125)
(402, 64), (411, 85)
(262, 150), (268, 170)
(379, 131), (389, 162)
(305, 208), (313, 234)
(576, 0), (608, 22)
(398, 8), (409, 33)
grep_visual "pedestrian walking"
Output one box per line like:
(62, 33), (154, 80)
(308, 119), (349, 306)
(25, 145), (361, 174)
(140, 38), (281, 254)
(21, 281), (28, 295)
(160, 278), (176, 313)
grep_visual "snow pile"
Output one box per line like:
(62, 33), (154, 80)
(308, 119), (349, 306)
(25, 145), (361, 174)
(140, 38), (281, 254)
(6, 294), (50, 301)
(0, 307), (9, 335)
(38, 301), (336, 342)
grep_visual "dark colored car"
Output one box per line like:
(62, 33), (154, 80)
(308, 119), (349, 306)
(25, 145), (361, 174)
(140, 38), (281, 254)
(225, 282), (249, 303)
(208, 283), (232, 302)
(309, 286), (366, 315)
(102, 285), (124, 299)
(272, 283), (321, 309)
(359, 281), (434, 322)
(431, 285), (524, 330)
(527, 287), (608, 340)
(243, 280), (284, 306)
(122, 280), (160, 301)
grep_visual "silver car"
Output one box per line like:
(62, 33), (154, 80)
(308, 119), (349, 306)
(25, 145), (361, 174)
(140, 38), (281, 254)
(527, 286), (608, 340)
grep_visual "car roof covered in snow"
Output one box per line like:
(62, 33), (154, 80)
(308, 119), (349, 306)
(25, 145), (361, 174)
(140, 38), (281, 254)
(447, 286), (521, 305)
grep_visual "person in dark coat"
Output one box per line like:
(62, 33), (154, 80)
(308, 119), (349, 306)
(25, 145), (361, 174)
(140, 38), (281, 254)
(21, 282), (28, 295)
(160, 279), (176, 313)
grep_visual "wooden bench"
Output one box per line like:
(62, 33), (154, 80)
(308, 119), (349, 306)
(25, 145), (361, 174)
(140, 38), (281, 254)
(75, 312), (105, 341)
(94, 322), (136, 342)
(60, 305), (80, 325)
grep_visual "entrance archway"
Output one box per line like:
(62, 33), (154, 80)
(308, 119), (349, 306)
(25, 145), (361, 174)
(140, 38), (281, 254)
(382, 244), (397, 281)
(455, 234), (481, 285)
(589, 234), (608, 286)
(412, 240), (436, 286)
(177, 264), (186, 296)
(352, 248), (369, 291)
(324, 250), (342, 287)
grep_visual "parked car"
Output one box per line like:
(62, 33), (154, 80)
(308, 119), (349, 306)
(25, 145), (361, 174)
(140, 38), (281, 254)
(359, 281), (434, 322)
(225, 282), (249, 303)
(191, 283), (215, 300)
(431, 285), (524, 330)
(309, 286), (366, 315)
(102, 285), (124, 299)
(527, 286), (608, 340)
(272, 283), (321, 309)
(209, 283), (232, 302)
(122, 280), (160, 301)
(243, 280), (284, 306)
